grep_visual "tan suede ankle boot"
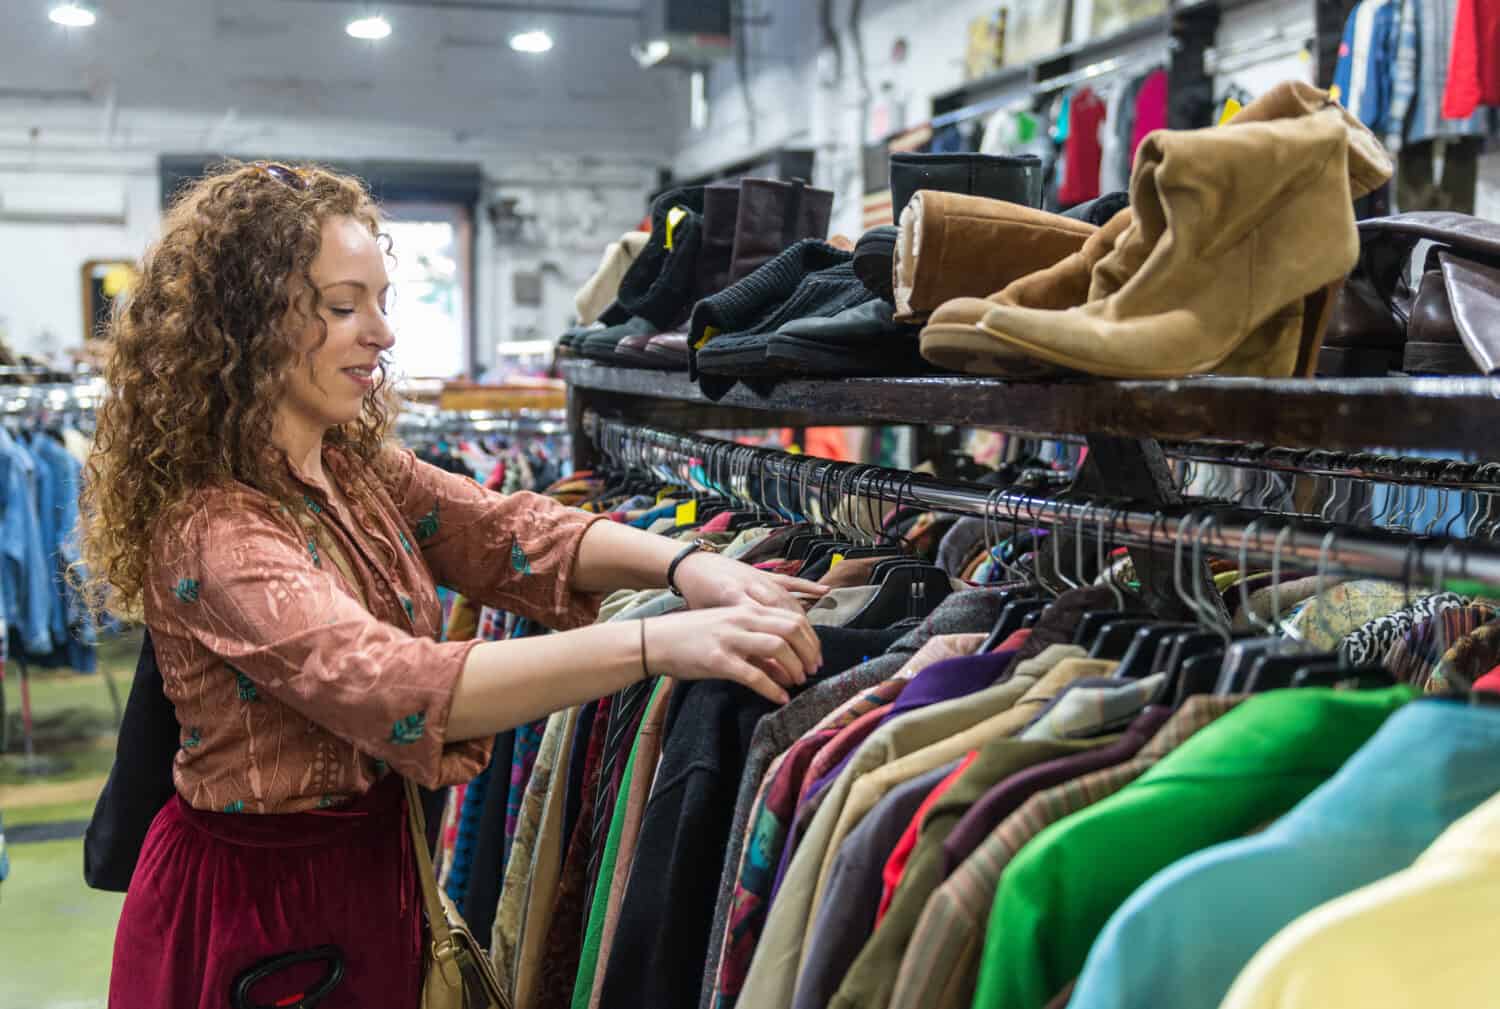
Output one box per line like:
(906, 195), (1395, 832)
(918, 209), (1129, 376)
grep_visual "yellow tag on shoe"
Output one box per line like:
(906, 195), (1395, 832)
(831, 553), (845, 568)
(694, 325), (719, 350)
(675, 500), (698, 526)
(666, 206), (687, 250)
(1218, 98), (1242, 126)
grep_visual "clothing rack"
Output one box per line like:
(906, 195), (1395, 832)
(0, 380), (104, 415)
(396, 404), (568, 438)
(583, 413), (1500, 595)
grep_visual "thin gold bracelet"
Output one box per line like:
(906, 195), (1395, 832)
(639, 618), (650, 681)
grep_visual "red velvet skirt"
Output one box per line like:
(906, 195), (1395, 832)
(109, 776), (424, 1009)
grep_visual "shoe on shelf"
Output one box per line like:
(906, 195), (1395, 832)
(856, 152), (1044, 304)
(893, 193), (1095, 323)
(925, 81), (1393, 380)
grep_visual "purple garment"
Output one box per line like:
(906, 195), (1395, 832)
(942, 704), (1174, 873)
(797, 648), (1022, 804)
(770, 646), (1022, 900)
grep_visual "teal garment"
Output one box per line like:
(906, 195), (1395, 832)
(1068, 699), (1500, 1009)
(971, 686), (1415, 1009)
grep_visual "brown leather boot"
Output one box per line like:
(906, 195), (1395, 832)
(727, 179), (834, 284)
(966, 85), (1393, 379)
(892, 192), (1095, 322)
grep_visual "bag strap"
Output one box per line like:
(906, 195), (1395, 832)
(403, 778), (458, 958)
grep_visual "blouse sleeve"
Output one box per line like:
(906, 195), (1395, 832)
(386, 449), (606, 630)
(146, 490), (484, 788)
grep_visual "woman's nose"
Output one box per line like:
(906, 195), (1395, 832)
(363, 312), (396, 351)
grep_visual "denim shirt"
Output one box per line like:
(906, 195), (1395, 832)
(29, 433), (90, 648)
(0, 428), (54, 655)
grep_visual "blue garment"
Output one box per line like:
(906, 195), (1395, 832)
(445, 760), (494, 908)
(630, 503), (678, 529)
(1332, 0), (1402, 134)
(0, 810), (8, 883)
(29, 435), (91, 662)
(1068, 700), (1500, 1009)
(0, 430), (53, 655)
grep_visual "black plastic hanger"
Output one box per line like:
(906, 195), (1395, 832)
(1291, 663), (1398, 689)
(1113, 623), (1195, 679)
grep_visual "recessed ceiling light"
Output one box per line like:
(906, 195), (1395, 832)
(509, 30), (553, 54)
(346, 14), (392, 41)
(49, 3), (97, 28)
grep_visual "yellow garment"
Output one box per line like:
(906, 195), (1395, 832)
(801, 645), (1094, 957)
(445, 593), (479, 643)
(1220, 790), (1500, 1009)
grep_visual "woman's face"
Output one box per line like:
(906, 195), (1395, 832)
(279, 214), (395, 435)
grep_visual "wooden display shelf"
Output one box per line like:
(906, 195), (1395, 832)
(562, 361), (1500, 456)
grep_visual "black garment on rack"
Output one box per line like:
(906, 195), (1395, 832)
(562, 699), (600, 852)
(460, 729), (516, 941)
(596, 678), (774, 1009)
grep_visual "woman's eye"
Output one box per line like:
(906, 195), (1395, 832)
(330, 307), (355, 317)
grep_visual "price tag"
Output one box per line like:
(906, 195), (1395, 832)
(675, 500), (698, 526)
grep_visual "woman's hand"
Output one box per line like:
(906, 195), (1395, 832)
(643, 603), (824, 705)
(672, 550), (829, 616)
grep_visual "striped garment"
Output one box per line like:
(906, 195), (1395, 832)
(710, 679), (909, 1009)
(886, 696), (1244, 1009)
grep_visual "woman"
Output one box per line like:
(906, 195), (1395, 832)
(83, 162), (827, 1009)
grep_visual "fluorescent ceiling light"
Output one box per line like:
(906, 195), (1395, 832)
(509, 30), (553, 54)
(631, 39), (671, 68)
(346, 14), (392, 40)
(49, 3), (97, 27)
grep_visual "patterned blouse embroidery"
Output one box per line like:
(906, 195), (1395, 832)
(143, 447), (603, 814)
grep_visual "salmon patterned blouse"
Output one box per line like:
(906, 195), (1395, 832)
(143, 445), (604, 814)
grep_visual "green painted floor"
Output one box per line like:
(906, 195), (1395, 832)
(0, 834), (124, 1009)
(2, 634), (140, 1009)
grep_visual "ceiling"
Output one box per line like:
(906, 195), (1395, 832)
(1, 0), (687, 161)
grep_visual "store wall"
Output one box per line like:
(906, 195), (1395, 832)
(0, 166), (160, 366)
(0, 116), (655, 370)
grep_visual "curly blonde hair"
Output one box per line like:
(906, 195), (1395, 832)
(80, 161), (399, 618)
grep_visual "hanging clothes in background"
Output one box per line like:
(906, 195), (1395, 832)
(1129, 68), (1170, 161)
(1389, 0), (1496, 211)
(1333, 0), (1404, 133)
(1057, 87), (1107, 207)
(0, 420), (97, 672)
(1440, 0), (1500, 118)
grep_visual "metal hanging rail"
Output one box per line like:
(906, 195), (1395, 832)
(585, 413), (1500, 592)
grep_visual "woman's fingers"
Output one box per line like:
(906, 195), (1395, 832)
(769, 574), (831, 598)
(722, 655), (790, 705)
(741, 605), (823, 673)
(738, 631), (807, 684)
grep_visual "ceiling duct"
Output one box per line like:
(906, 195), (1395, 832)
(632, 0), (732, 69)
